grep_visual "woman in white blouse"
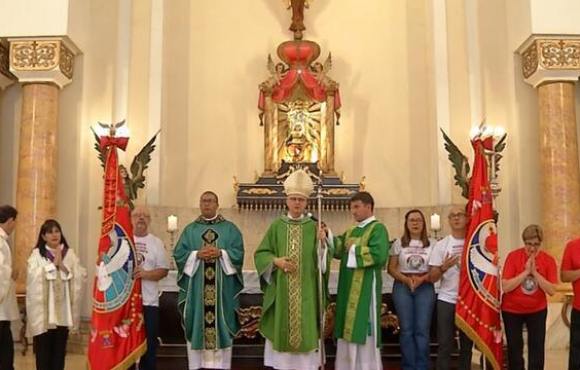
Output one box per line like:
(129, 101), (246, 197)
(387, 209), (436, 370)
(26, 219), (86, 370)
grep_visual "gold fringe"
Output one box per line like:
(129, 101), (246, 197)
(455, 315), (501, 370)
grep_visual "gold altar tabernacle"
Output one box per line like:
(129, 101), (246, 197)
(236, 0), (362, 210)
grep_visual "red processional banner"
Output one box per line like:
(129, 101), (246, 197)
(88, 134), (146, 370)
(455, 136), (503, 369)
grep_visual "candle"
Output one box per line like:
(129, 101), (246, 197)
(167, 215), (178, 232)
(430, 213), (441, 231)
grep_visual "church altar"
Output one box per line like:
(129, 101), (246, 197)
(159, 269), (396, 295)
(155, 268), (460, 368)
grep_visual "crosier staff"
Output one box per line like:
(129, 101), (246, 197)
(316, 174), (325, 369)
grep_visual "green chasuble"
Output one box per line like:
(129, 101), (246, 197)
(333, 219), (390, 345)
(254, 215), (329, 353)
(173, 215), (244, 350)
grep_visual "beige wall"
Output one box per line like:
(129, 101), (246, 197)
(2, 0), (578, 315)
(156, 0), (442, 208)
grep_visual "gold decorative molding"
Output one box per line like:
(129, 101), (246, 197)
(241, 188), (278, 195)
(0, 40), (16, 90)
(518, 35), (580, 88)
(321, 188), (355, 196)
(8, 37), (79, 88)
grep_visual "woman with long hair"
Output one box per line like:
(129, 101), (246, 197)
(26, 219), (86, 370)
(387, 209), (436, 370)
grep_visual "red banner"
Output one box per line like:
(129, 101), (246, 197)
(88, 135), (146, 370)
(455, 136), (503, 369)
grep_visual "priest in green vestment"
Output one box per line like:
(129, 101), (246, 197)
(254, 169), (329, 370)
(332, 191), (390, 370)
(173, 191), (244, 370)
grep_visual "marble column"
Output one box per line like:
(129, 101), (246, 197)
(537, 82), (580, 263)
(519, 36), (580, 285)
(8, 37), (78, 292)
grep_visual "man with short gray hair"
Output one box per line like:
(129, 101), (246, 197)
(428, 206), (473, 370)
(131, 205), (169, 370)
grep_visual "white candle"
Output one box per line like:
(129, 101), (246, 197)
(167, 215), (178, 232)
(430, 213), (441, 231)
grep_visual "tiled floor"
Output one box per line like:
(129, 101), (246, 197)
(15, 353), (84, 370)
(13, 350), (570, 369)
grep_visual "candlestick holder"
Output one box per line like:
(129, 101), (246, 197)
(166, 228), (178, 270)
(432, 229), (440, 240)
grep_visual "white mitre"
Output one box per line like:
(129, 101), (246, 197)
(283, 169), (314, 198)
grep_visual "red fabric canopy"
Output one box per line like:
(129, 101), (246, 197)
(258, 39), (341, 113)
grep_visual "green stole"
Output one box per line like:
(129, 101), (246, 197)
(333, 219), (390, 345)
(173, 215), (244, 350)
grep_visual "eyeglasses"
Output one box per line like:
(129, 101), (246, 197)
(449, 212), (466, 218)
(524, 241), (541, 247)
(131, 214), (150, 219)
(407, 218), (424, 223)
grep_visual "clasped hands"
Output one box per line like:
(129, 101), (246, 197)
(52, 248), (69, 275)
(403, 273), (429, 292)
(525, 254), (539, 277)
(197, 246), (222, 261)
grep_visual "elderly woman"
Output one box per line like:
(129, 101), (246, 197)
(501, 224), (557, 370)
(387, 209), (436, 370)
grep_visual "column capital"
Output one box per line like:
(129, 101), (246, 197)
(8, 36), (80, 89)
(517, 35), (580, 88)
(0, 40), (16, 90)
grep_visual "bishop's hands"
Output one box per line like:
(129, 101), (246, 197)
(317, 221), (332, 251)
(198, 246), (222, 261)
(274, 257), (297, 274)
(317, 223), (328, 246)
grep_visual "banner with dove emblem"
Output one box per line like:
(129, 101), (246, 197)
(455, 135), (503, 370)
(88, 123), (146, 370)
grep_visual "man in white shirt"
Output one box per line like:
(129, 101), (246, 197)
(131, 206), (170, 370)
(428, 206), (473, 370)
(0, 205), (19, 370)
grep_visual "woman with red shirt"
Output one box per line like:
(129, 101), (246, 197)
(501, 225), (557, 370)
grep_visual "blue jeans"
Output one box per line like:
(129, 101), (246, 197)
(392, 280), (435, 370)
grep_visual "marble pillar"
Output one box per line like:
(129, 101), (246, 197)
(12, 84), (60, 291)
(8, 37), (78, 292)
(519, 37), (580, 285)
(537, 82), (580, 263)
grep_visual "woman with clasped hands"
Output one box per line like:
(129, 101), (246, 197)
(387, 209), (436, 370)
(501, 224), (557, 370)
(26, 219), (87, 370)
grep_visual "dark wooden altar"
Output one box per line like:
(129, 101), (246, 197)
(157, 289), (462, 369)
